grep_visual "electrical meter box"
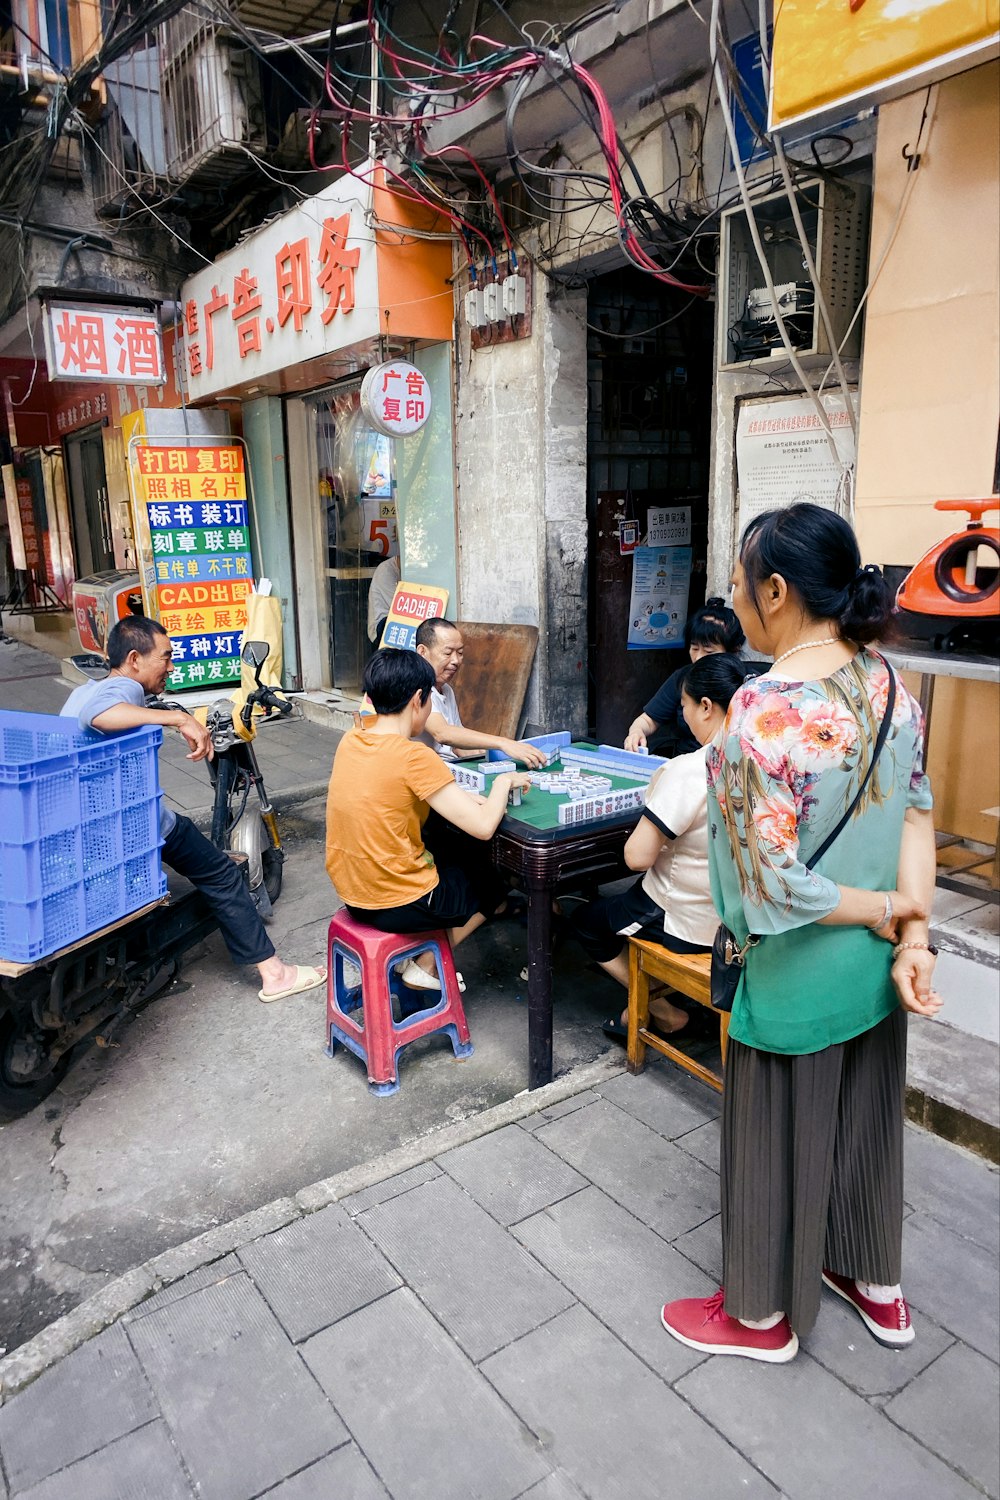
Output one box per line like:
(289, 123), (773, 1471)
(718, 178), (870, 369)
(72, 571), (143, 654)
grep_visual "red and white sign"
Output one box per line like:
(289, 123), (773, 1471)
(42, 303), (165, 385)
(180, 175), (378, 401)
(360, 361), (432, 437)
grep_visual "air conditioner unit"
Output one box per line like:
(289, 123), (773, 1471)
(162, 32), (266, 187)
(718, 178), (870, 369)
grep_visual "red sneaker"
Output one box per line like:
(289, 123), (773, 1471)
(822, 1271), (915, 1347)
(660, 1289), (799, 1363)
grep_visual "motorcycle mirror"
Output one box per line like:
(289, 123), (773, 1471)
(70, 652), (110, 681)
(241, 639), (270, 669)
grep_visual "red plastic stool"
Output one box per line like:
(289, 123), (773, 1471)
(325, 908), (473, 1096)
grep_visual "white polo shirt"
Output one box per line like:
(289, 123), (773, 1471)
(419, 683), (463, 761)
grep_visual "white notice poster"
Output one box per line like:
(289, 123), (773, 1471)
(646, 506), (691, 546)
(735, 394), (855, 539)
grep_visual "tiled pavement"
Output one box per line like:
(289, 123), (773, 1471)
(0, 1059), (997, 1500)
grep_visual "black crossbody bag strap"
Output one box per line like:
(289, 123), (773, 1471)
(805, 666), (896, 872)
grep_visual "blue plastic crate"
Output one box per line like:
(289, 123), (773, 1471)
(124, 849), (167, 907)
(0, 825), (82, 904)
(121, 795), (163, 858)
(82, 811), (123, 875)
(0, 883), (87, 965)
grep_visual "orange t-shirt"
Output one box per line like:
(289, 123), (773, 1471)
(325, 729), (454, 909)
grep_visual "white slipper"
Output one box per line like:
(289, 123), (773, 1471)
(258, 964), (327, 1003)
(399, 960), (466, 993)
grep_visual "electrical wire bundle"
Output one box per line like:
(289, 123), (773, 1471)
(313, 1), (712, 296)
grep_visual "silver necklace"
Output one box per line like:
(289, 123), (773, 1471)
(770, 636), (842, 670)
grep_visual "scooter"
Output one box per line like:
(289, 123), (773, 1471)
(0, 640), (290, 1121)
(895, 498), (1000, 654)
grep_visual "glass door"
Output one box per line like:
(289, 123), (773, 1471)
(313, 383), (398, 693)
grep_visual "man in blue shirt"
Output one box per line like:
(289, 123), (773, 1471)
(61, 616), (325, 1003)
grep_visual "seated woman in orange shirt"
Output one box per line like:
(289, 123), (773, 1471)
(325, 649), (530, 990)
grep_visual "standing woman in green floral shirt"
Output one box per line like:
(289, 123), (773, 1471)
(660, 503), (942, 1363)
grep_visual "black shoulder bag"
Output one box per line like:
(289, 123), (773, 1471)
(710, 668), (896, 1012)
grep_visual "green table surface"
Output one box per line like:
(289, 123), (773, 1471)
(462, 742), (647, 833)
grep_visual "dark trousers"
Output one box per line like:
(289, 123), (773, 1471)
(721, 1008), (907, 1335)
(162, 814), (275, 968)
(422, 809), (508, 919)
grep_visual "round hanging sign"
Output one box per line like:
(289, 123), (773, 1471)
(360, 360), (432, 437)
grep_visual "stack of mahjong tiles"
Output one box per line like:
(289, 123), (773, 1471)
(552, 743), (667, 826)
(451, 759), (516, 794)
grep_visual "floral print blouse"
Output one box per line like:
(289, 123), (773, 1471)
(706, 648), (933, 1054)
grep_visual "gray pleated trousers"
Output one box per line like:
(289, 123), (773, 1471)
(720, 1007), (907, 1335)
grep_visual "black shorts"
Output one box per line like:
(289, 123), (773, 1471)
(572, 877), (709, 964)
(348, 863), (482, 935)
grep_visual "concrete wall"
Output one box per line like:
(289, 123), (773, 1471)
(453, 277), (588, 734)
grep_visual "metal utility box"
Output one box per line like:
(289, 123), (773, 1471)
(718, 178), (870, 369)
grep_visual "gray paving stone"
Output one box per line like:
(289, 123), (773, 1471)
(0, 1326), (158, 1493)
(237, 1204), (401, 1342)
(522, 1092), (603, 1131)
(515, 1472), (586, 1499)
(903, 1126), (1000, 1256)
(357, 1175), (574, 1362)
(124, 1254), (242, 1322)
(674, 1117), (721, 1172)
(481, 1303), (774, 1500)
(903, 1212), (1000, 1360)
(598, 1063), (719, 1139)
(341, 1162), (443, 1215)
(127, 1274), (347, 1500)
(801, 1285), (955, 1397)
(884, 1342), (1000, 1497)
(677, 1348), (982, 1499)
(513, 1184), (715, 1380)
(259, 1444), (388, 1499)
(670, 1214), (723, 1283)
(437, 1123), (588, 1225)
(535, 1099), (719, 1241)
(14, 1422), (191, 1500)
(301, 1288), (549, 1500)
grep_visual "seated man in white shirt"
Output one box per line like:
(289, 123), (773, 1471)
(414, 617), (547, 770)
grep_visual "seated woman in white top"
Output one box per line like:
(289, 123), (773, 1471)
(571, 654), (747, 1038)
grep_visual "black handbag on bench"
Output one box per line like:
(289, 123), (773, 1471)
(710, 668), (897, 1012)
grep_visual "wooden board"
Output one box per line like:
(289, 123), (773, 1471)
(0, 898), (168, 978)
(454, 621), (539, 740)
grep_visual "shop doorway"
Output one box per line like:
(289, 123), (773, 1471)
(586, 268), (715, 743)
(64, 425), (113, 576)
(311, 383), (398, 692)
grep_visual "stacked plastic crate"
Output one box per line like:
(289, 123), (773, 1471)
(0, 711), (167, 964)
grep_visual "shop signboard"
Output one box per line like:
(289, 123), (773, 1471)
(130, 442), (254, 690)
(42, 302), (165, 385)
(627, 546), (692, 650)
(179, 173), (379, 401)
(360, 361), (432, 437)
(770, 0), (998, 134)
(380, 581), (450, 651)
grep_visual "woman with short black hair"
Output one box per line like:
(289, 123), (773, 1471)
(660, 503), (941, 1363)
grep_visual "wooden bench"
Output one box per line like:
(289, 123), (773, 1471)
(626, 938), (729, 1093)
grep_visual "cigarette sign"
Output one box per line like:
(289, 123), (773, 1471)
(43, 303), (165, 384)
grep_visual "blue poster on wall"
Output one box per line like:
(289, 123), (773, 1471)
(627, 546), (692, 651)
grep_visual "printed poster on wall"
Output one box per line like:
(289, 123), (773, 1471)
(735, 394), (856, 542)
(627, 546), (692, 651)
(132, 443), (254, 690)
